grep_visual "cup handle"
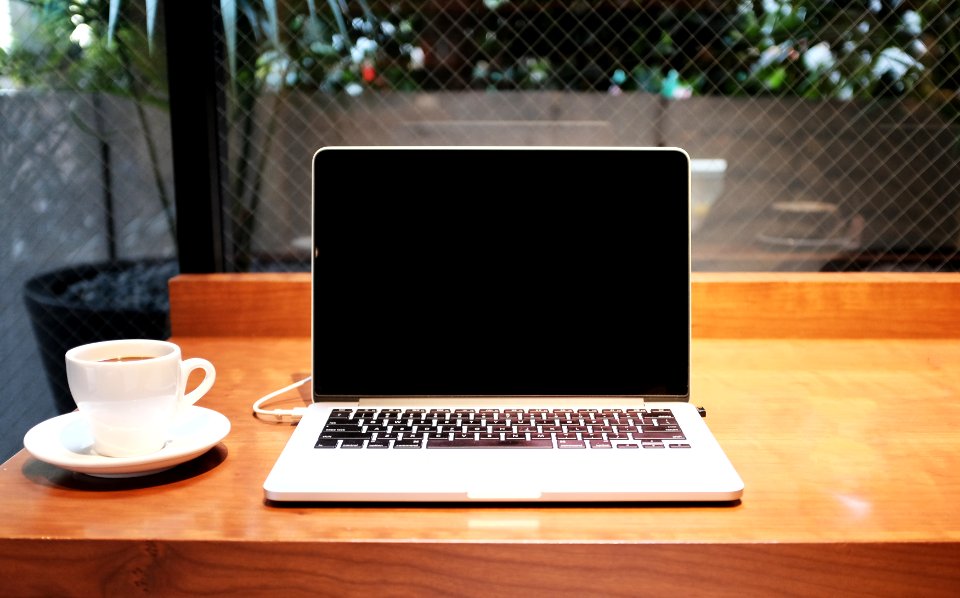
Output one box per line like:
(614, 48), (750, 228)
(180, 358), (217, 405)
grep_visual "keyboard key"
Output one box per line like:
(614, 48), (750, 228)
(394, 439), (423, 448)
(321, 424), (364, 434)
(427, 437), (554, 448)
(633, 431), (686, 440)
(320, 430), (371, 440)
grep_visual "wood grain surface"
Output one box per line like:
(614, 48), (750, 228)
(4, 273), (960, 596)
(2, 335), (960, 595)
(169, 272), (960, 339)
(1, 540), (957, 596)
(170, 273), (311, 337)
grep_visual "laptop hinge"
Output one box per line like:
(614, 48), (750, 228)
(354, 397), (648, 408)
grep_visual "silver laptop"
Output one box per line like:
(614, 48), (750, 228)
(263, 146), (744, 502)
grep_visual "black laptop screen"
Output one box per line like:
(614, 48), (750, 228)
(312, 147), (690, 399)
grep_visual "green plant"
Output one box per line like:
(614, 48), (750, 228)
(104, 0), (422, 270)
(2, 1), (426, 270)
(442, 0), (955, 106)
(1, 0), (173, 252)
(213, 0), (423, 270)
(634, 0), (957, 107)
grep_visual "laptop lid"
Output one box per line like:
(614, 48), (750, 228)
(311, 146), (691, 403)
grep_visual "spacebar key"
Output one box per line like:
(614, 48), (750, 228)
(427, 437), (554, 448)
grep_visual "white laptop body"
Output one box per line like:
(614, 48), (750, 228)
(263, 146), (744, 503)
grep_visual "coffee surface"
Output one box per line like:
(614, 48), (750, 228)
(98, 356), (154, 363)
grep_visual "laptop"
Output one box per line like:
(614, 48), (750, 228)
(263, 146), (744, 503)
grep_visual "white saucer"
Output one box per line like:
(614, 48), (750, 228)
(23, 406), (231, 478)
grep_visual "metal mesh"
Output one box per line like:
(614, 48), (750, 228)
(0, 1), (174, 438)
(1, 1), (959, 454)
(219, 0), (960, 272)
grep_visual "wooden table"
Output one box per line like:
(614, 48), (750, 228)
(1, 274), (959, 596)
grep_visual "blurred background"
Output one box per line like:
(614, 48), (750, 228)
(2, 0), (959, 460)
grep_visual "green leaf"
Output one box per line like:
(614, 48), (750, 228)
(356, 0), (376, 25)
(221, 0), (237, 82)
(765, 67), (787, 91)
(262, 0), (280, 50)
(146, 0), (158, 53)
(107, 0), (121, 48)
(326, 0), (351, 48)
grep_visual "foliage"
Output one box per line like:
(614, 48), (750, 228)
(253, 2), (424, 95)
(623, 0), (956, 105)
(714, 1), (931, 99)
(209, 1), (425, 269)
(5, 0), (957, 269)
(2, 1), (165, 106)
(1, 0), (174, 249)
(2, 1), (424, 269)
(454, 0), (955, 106)
(5, 1), (956, 109)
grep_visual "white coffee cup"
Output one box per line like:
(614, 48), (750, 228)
(65, 339), (216, 458)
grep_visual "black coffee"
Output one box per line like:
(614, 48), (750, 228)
(98, 356), (155, 363)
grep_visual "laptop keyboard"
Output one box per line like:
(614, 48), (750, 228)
(315, 408), (689, 449)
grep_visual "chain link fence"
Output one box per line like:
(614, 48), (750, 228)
(0, 1), (175, 459)
(224, 0), (960, 272)
(1, 0), (959, 457)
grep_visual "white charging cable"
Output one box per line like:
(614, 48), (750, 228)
(252, 376), (312, 424)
